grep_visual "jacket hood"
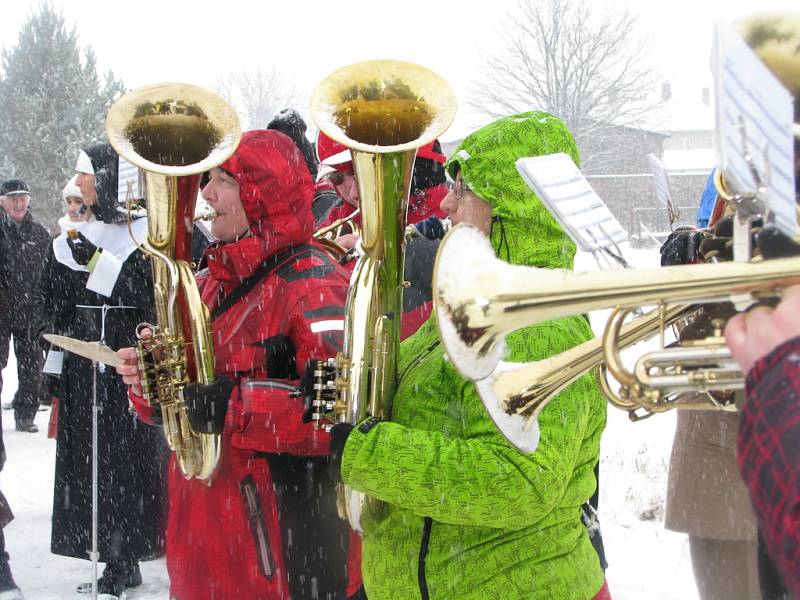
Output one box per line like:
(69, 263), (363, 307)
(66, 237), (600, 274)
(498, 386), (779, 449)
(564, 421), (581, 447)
(445, 111), (580, 269)
(79, 143), (123, 224)
(206, 130), (315, 282)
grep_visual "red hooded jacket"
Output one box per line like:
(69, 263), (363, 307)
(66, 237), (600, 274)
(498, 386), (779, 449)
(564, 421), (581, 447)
(131, 131), (361, 600)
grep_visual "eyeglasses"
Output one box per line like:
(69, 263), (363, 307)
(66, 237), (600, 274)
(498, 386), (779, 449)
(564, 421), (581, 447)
(447, 179), (471, 200)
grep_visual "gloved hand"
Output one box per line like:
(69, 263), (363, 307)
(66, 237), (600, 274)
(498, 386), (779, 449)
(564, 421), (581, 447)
(299, 365), (317, 424)
(66, 231), (100, 266)
(755, 225), (800, 259)
(697, 216), (763, 262)
(184, 376), (234, 434)
(660, 227), (708, 266)
(327, 422), (354, 484)
(43, 374), (60, 399)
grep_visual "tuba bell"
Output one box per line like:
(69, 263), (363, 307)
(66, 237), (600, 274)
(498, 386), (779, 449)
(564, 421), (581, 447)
(309, 60), (456, 530)
(106, 83), (241, 480)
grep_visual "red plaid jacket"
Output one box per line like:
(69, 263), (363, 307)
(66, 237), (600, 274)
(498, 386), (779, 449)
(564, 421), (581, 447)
(738, 336), (800, 596)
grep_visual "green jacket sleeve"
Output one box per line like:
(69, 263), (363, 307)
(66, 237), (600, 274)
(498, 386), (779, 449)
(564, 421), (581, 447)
(341, 320), (605, 529)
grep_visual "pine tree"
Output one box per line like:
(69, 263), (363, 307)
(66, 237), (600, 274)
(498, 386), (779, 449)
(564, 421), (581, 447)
(0, 3), (125, 227)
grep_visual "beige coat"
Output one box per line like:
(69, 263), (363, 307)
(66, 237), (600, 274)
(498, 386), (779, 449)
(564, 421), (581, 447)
(665, 406), (757, 541)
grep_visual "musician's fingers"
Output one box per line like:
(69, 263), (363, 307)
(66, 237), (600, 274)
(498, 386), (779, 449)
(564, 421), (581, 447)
(117, 346), (138, 363)
(121, 372), (142, 389)
(115, 363), (140, 377)
(726, 305), (780, 374)
(780, 284), (800, 304)
(334, 233), (360, 249)
(724, 313), (748, 362)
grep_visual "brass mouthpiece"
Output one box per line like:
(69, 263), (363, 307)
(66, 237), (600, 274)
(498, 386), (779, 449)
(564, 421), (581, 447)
(194, 208), (217, 222)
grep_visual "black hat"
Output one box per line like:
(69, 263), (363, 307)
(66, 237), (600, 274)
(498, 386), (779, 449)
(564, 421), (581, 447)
(0, 179), (30, 196)
(267, 108), (318, 180)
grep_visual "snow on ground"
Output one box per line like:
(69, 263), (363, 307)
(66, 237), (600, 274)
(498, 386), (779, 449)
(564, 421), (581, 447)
(0, 351), (168, 600)
(578, 243), (698, 600)
(0, 242), (701, 599)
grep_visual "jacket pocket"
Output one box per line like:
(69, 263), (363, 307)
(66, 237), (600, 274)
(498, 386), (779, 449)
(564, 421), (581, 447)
(239, 474), (275, 580)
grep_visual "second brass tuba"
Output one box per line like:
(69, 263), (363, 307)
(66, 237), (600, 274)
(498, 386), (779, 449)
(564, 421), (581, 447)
(309, 60), (456, 530)
(106, 83), (241, 480)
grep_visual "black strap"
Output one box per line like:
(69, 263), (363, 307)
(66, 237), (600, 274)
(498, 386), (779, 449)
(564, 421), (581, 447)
(210, 244), (315, 321)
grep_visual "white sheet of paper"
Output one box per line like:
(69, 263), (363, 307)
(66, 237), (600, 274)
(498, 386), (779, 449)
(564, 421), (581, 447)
(647, 153), (675, 210)
(713, 20), (797, 236)
(117, 157), (143, 204)
(516, 153), (628, 253)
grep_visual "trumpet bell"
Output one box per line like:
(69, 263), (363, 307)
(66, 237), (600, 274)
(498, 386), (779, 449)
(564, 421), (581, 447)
(106, 82), (241, 177)
(476, 365), (541, 454)
(434, 224), (517, 379)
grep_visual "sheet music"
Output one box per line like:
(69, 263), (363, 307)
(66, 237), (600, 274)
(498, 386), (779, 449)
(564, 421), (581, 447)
(713, 21), (797, 236)
(516, 153), (628, 253)
(117, 157), (143, 204)
(647, 153), (675, 210)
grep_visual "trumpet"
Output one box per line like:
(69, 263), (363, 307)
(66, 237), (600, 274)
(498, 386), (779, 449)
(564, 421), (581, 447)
(434, 224), (800, 440)
(313, 208), (361, 241)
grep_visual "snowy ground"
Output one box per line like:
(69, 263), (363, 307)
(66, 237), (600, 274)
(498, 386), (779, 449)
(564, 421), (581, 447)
(0, 242), (701, 599)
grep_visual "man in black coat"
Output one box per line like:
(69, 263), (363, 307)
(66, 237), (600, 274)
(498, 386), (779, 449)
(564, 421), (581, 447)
(0, 179), (51, 433)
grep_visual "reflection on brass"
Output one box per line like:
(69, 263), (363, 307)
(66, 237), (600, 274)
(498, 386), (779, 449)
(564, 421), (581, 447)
(106, 83), (241, 480)
(124, 114), (222, 168)
(310, 60), (456, 531)
(335, 99), (433, 146)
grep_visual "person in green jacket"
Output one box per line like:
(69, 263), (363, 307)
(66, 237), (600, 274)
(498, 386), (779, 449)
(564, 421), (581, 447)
(329, 112), (609, 600)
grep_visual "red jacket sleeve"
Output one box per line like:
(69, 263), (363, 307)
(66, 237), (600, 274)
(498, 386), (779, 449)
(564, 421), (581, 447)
(127, 387), (160, 426)
(738, 336), (800, 597)
(231, 285), (346, 456)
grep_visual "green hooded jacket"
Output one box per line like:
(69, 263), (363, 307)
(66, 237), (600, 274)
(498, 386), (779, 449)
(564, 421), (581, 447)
(342, 112), (608, 599)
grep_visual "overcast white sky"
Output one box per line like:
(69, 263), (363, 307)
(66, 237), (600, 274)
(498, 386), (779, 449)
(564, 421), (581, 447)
(0, 0), (797, 139)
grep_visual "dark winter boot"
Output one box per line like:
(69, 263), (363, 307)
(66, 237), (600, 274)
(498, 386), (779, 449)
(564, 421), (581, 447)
(0, 555), (22, 599)
(76, 561), (141, 597)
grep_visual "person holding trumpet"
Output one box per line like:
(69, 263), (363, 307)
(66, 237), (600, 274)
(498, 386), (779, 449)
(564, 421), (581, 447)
(326, 112), (610, 600)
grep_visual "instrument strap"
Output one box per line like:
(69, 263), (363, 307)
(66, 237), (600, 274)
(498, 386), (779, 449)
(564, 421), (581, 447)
(210, 244), (316, 321)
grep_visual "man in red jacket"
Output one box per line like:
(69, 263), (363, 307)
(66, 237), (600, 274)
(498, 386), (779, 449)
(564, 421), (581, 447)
(118, 130), (362, 600)
(312, 131), (449, 239)
(724, 283), (800, 597)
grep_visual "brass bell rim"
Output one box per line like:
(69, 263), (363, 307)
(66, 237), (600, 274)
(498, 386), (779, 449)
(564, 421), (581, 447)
(106, 82), (242, 177)
(310, 59), (457, 155)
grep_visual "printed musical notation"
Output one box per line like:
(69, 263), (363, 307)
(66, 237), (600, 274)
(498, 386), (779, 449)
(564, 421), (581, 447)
(516, 153), (628, 253)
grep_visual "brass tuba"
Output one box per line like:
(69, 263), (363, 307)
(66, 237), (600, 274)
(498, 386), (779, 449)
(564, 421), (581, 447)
(106, 83), (241, 480)
(309, 60), (456, 530)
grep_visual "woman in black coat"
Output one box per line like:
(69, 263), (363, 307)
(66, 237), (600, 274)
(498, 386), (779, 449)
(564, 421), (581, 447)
(35, 144), (167, 598)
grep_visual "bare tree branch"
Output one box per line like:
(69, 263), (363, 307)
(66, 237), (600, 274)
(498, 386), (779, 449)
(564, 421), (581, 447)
(213, 66), (304, 130)
(470, 0), (662, 169)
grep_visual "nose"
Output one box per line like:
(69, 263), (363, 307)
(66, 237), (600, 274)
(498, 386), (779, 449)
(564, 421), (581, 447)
(440, 189), (457, 214)
(201, 182), (215, 204)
